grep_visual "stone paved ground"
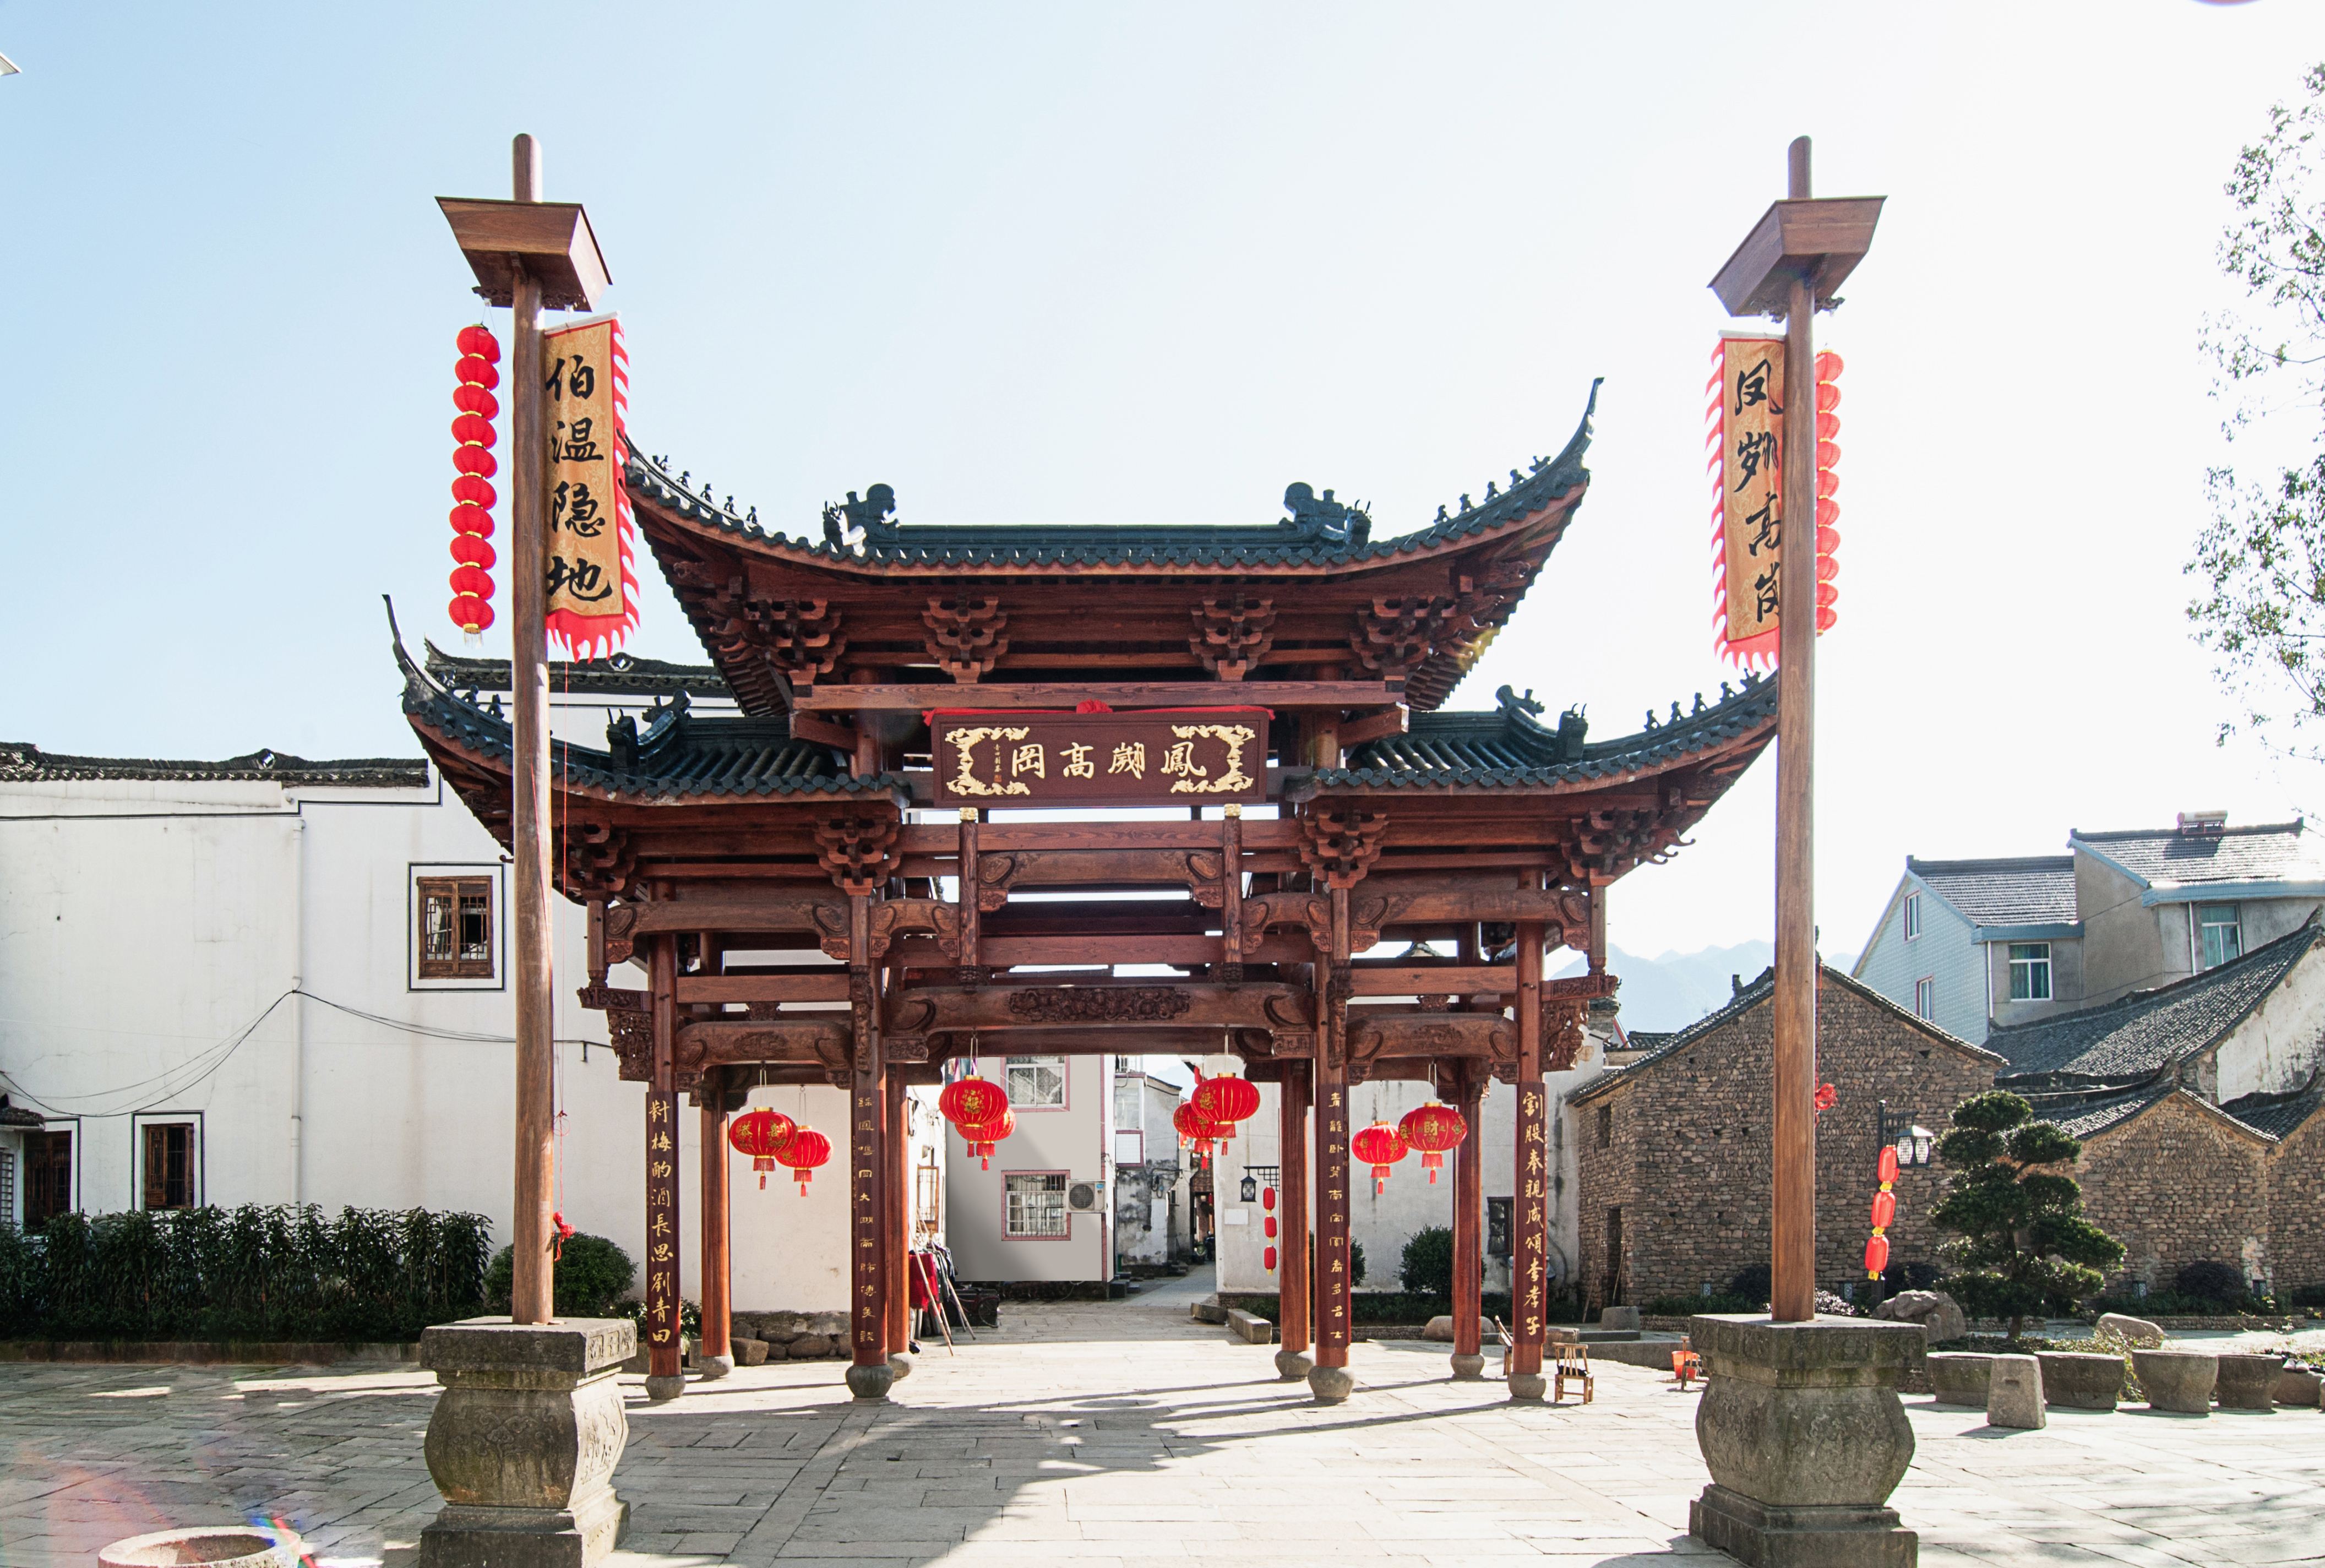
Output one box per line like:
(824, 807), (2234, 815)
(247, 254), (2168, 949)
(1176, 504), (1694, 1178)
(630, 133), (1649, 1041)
(2, 1288), (2319, 1568)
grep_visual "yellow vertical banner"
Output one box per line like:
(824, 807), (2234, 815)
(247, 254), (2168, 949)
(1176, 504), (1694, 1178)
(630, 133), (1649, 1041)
(1709, 332), (1785, 665)
(540, 317), (635, 657)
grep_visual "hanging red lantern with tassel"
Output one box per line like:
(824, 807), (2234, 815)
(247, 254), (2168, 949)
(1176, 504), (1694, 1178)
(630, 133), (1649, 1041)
(1351, 1121), (1409, 1195)
(448, 324), (501, 638)
(1192, 1072), (1260, 1147)
(959, 1104), (1016, 1170)
(939, 1073), (1008, 1136)
(1397, 1101), (1468, 1185)
(727, 1107), (798, 1191)
(777, 1126), (831, 1197)
(1173, 1100), (1222, 1161)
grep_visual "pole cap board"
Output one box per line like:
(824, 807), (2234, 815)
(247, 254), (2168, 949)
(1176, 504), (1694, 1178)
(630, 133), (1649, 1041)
(438, 197), (611, 310)
(1709, 197), (1885, 317)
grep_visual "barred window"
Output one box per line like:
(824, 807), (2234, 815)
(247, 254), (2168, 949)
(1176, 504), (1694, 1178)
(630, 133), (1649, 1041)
(1004, 1172), (1069, 1238)
(1005, 1056), (1067, 1109)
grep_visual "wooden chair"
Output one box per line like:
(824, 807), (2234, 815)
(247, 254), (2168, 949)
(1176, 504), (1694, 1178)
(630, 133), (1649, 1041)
(1553, 1342), (1594, 1404)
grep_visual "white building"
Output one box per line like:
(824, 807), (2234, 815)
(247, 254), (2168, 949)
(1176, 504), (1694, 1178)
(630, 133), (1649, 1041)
(0, 647), (941, 1313)
(1111, 1063), (1193, 1268)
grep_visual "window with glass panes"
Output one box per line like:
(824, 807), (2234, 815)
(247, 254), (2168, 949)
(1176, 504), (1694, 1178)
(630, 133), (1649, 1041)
(1914, 977), (1935, 1020)
(1004, 1172), (1069, 1237)
(2007, 942), (2052, 1001)
(1903, 891), (1921, 940)
(417, 876), (495, 978)
(1005, 1056), (1066, 1108)
(2197, 903), (2242, 970)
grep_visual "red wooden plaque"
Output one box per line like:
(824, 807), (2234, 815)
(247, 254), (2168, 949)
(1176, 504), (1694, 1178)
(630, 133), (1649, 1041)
(930, 709), (1268, 808)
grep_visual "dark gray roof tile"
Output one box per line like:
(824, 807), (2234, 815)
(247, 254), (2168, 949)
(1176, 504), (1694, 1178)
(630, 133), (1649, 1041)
(1910, 855), (2078, 927)
(0, 742), (426, 789)
(2072, 820), (2324, 888)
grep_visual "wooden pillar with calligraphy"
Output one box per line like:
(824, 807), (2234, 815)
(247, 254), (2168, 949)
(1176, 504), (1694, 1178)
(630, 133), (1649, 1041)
(1309, 884), (1356, 1403)
(1708, 138), (1882, 1323)
(1274, 1060), (1313, 1380)
(1451, 1063), (1488, 1378)
(845, 891), (894, 1400)
(884, 1069), (911, 1366)
(644, 932), (684, 1399)
(1509, 922), (1549, 1396)
(696, 1066), (733, 1378)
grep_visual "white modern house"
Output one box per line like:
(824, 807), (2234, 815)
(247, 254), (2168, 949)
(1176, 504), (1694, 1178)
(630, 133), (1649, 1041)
(0, 647), (943, 1313)
(941, 1050), (1119, 1287)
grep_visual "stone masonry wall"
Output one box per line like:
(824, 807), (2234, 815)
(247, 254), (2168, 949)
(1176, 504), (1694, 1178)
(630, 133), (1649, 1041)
(2074, 1096), (2269, 1293)
(2266, 1110), (2325, 1297)
(1574, 974), (1999, 1310)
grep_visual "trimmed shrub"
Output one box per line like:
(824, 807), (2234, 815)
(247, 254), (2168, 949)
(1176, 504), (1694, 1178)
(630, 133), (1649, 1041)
(485, 1234), (636, 1319)
(1727, 1262), (1772, 1305)
(1398, 1226), (1455, 1298)
(2172, 1260), (2248, 1306)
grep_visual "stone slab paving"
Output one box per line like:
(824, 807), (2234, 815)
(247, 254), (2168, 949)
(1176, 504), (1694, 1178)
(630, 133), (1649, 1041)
(0, 1297), (2317, 1568)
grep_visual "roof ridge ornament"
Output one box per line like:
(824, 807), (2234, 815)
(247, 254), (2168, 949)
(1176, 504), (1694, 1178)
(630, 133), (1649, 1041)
(1279, 483), (1370, 546)
(821, 484), (897, 552)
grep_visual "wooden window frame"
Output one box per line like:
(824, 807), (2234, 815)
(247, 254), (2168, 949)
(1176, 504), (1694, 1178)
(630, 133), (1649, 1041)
(914, 1156), (941, 1237)
(141, 1121), (197, 1211)
(417, 875), (496, 980)
(25, 1128), (73, 1231)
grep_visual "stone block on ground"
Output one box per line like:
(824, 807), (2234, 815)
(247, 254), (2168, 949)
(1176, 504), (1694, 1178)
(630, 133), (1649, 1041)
(1874, 1289), (1967, 1345)
(1422, 1315), (1495, 1342)
(732, 1310), (845, 1341)
(734, 1337), (769, 1367)
(758, 1337), (789, 1360)
(1189, 1298), (1228, 1325)
(2275, 1364), (2322, 1407)
(2035, 1351), (2123, 1409)
(1985, 1354), (2045, 1429)
(1225, 1309), (1276, 1345)
(786, 1334), (835, 1359)
(2214, 1353), (2283, 1411)
(1597, 1305), (1641, 1331)
(1926, 1351), (1994, 1406)
(2132, 1348), (2218, 1414)
(2096, 1311), (2165, 1348)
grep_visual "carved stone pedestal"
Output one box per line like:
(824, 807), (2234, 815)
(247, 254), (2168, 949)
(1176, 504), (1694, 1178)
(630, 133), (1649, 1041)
(1689, 1315), (1921, 1568)
(418, 1318), (636, 1568)
(1273, 1348), (1313, 1382)
(1306, 1364), (1353, 1404)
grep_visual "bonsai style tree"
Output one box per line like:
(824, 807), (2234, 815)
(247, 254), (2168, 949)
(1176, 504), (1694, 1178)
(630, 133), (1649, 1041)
(1929, 1091), (2123, 1341)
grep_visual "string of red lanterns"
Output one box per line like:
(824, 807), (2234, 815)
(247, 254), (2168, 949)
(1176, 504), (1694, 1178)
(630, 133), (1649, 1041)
(777, 1127), (831, 1197)
(1864, 1143), (1899, 1281)
(1351, 1121), (1409, 1195)
(448, 324), (501, 638)
(1397, 1101), (1468, 1184)
(727, 1107), (798, 1191)
(1814, 350), (1843, 634)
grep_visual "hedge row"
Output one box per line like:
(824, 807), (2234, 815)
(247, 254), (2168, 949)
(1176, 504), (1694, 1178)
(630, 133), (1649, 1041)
(0, 1204), (493, 1342)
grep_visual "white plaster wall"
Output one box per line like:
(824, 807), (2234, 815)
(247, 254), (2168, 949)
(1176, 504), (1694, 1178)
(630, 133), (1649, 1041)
(943, 1053), (1112, 1283)
(2214, 941), (2325, 1103)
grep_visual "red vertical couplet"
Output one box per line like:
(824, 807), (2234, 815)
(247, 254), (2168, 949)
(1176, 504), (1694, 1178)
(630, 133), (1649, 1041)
(1511, 921), (1547, 1380)
(644, 1088), (681, 1375)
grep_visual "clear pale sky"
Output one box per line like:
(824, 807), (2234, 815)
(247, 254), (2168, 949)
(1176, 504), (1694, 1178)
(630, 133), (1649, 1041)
(2, 2), (2318, 959)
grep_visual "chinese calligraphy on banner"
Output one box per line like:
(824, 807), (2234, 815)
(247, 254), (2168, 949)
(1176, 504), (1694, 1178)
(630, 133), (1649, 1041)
(1707, 331), (1842, 666)
(540, 316), (637, 658)
(644, 1089), (679, 1362)
(1516, 1085), (1549, 1343)
(851, 1080), (883, 1360)
(930, 709), (1268, 808)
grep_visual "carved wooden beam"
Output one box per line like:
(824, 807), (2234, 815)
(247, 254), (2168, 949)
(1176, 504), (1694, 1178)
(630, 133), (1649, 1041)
(1190, 594), (1275, 680)
(607, 895), (847, 941)
(1349, 595), (1458, 679)
(882, 980), (1303, 1037)
(922, 596), (1009, 682)
(1299, 807), (1386, 890)
(816, 814), (902, 896)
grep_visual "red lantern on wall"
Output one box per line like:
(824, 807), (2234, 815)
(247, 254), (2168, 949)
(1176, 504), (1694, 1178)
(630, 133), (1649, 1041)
(1192, 1072), (1260, 1146)
(960, 1104), (1015, 1170)
(1351, 1121), (1409, 1195)
(1870, 1189), (1897, 1233)
(777, 1126), (831, 1197)
(727, 1108), (798, 1191)
(1264, 1245), (1277, 1272)
(1397, 1101), (1468, 1184)
(448, 324), (502, 638)
(939, 1073), (1008, 1134)
(1864, 1234), (1890, 1277)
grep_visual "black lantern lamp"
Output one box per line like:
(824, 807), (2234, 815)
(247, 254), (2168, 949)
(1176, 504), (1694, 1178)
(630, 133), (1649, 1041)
(1877, 1101), (1936, 1168)
(1239, 1172), (1259, 1204)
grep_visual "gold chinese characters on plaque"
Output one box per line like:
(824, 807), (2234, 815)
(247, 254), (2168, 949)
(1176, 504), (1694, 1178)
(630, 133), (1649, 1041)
(930, 709), (1268, 808)
(540, 315), (636, 658)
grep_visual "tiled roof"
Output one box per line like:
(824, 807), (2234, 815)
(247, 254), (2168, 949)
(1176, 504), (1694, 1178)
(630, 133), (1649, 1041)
(2071, 820), (2324, 889)
(628, 384), (1599, 571)
(2024, 1084), (2174, 1141)
(0, 741), (427, 789)
(1310, 675), (1777, 793)
(1987, 922), (2324, 1087)
(1910, 855), (2078, 927)
(397, 640), (895, 803)
(2219, 1076), (2325, 1140)
(424, 643), (731, 700)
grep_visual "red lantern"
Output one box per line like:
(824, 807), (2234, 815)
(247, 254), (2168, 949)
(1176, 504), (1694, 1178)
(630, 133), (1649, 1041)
(1870, 1190), (1896, 1232)
(778, 1126), (831, 1196)
(1173, 1101), (1222, 1159)
(1864, 1234), (1890, 1277)
(1192, 1073), (1260, 1145)
(1877, 1146), (1900, 1185)
(449, 325), (502, 641)
(1264, 1245), (1277, 1272)
(1261, 1186), (1276, 1210)
(1263, 1215), (1277, 1239)
(959, 1104), (1015, 1170)
(1814, 1082), (1838, 1114)
(1351, 1121), (1408, 1195)
(727, 1108), (799, 1190)
(939, 1073), (1008, 1133)
(1397, 1101), (1468, 1184)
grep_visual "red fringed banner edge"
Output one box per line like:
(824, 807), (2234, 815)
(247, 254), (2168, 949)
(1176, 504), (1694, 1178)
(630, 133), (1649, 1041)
(1705, 336), (1842, 667)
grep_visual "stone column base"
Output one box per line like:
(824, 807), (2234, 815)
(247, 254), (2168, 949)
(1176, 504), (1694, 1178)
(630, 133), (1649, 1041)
(1450, 1352), (1485, 1381)
(1273, 1348), (1314, 1382)
(696, 1353), (736, 1382)
(846, 1362), (895, 1400)
(1507, 1372), (1546, 1401)
(1306, 1364), (1353, 1404)
(887, 1352), (915, 1381)
(1690, 1485), (1916, 1568)
(420, 1494), (628, 1568)
(643, 1374), (685, 1402)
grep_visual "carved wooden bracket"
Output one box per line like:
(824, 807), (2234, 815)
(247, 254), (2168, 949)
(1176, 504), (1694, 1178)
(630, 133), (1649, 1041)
(1559, 810), (1683, 884)
(563, 821), (639, 901)
(850, 969), (878, 1074)
(816, 815), (902, 896)
(1190, 594), (1276, 680)
(1445, 557), (1536, 654)
(923, 596), (1010, 682)
(607, 1006), (652, 1080)
(1299, 807), (1386, 890)
(1183, 849), (1226, 910)
(1242, 890), (1331, 954)
(675, 565), (847, 688)
(974, 851), (1031, 912)
(576, 982), (645, 1012)
(815, 897), (961, 963)
(1350, 595), (1458, 679)
(1545, 999), (1589, 1073)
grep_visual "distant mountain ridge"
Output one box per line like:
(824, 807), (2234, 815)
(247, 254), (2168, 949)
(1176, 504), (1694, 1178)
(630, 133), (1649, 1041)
(1551, 939), (1852, 1034)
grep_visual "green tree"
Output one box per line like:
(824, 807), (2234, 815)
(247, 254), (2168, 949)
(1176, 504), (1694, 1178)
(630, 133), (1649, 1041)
(1398, 1225), (1456, 1299)
(1929, 1092), (2123, 1342)
(2190, 64), (2325, 758)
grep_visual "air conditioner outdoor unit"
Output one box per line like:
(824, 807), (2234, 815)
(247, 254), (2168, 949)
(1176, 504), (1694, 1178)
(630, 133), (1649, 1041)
(1067, 1181), (1102, 1212)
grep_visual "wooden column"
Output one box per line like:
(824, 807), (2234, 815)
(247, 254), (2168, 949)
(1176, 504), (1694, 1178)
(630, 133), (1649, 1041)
(1313, 888), (1354, 1376)
(698, 1067), (732, 1368)
(956, 807), (981, 984)
(1220, 805), (1245, 983)
(847, 895), (890, 1379)
(507, 133), (555, 1327)
(1452, 1065), (1485, 1366)
(1276, 1059), (1311, 1361)
(1771, 135), (1820, 1325)
(645, 933), (683, 1390)
(884, 1069), (911, 1358)
(1510, 921), (1547, 1385)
